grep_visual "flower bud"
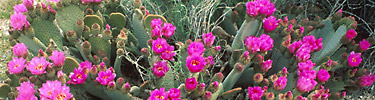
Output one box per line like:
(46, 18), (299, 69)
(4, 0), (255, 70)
(212, 72), (224, 82)
(253, 54), (264, 64)
(253, 73), (263, 83)
(266, 92), (275, 100)
(204, 91), (212, 100)
(270, 74), (278, 82)
(141, 48), (149, 56)
(107, 81), (116, 91)
(116, 49), (125, 56)
(234, 63), (244, 72)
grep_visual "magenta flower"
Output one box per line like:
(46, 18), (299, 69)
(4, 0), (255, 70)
(14, 4), (28, 13)
(260, 59), (272, 73)
(186, 55), (206, 73)
(8, 57), (26, 74)
(51, 84), (73, 100)
(246, 1), (259, 17)
(96, 68), (116, 85)
(202, 32), (216, 47)
(23, 0), (34, 9)
(259, 34), (274, 52)
(273, 76), (287, 91)
(347, 51), (362, 67)
(152, 26), (162, 38)
(317, 69), (330, 82)
(295, 46), (311, 62)
(152, 38), (168, 54)
(168, 88), (181, 99)
(246, 0), (276, 17)
(205, 91), (212, 99)
(79, 60), (92, 71)
(214, 46), (221, 51)
(39, 80), (73, 100)
(148, 88), (168, 100)
(10, 13), (30, 31)
(185, 78), (198, 91)
(49, 50), (65, 66)
(297, 77), (317, 93)
(244, 36), (260, 53)
(152, 61), (169, 77)
(298, 69), (316, 79)
(358, 74), (375, 87)
(301, 35), (323, 52)
(345, 29), (357, 41)
(47, 0), (60, 2)
(16, 81), (37, 100)
(160, 45), (177, 61)
(206, 55), (214, 66)
(93, 0), (101, 3)
(27, 57), (49, 75)
(297, 60), (315, 73)
(247, 86), (264, 100)
(187, 42), (205, 56)
(263, 16), (279, 32)
(67, 68), (87, 84)
(151, 18), (163, 30)
(12, 43), (28, 58)
(358, 39), (370, 51)
(162, 23), (176, 38)
(288, 40), (302, 53)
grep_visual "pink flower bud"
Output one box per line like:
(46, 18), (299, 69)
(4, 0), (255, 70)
(317, 69), (330, 82)
(358, 39), (370, 52)
(202, 32), (216, 47)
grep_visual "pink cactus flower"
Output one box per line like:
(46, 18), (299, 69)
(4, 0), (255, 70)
(205, 91), (212, 99)
(263, 16), (280, 32)
(27, 57), (49, 75)
(347, 51), (362, 67)
(79, 60), (92, 71)
(297, 77), (317, 93)
(358, 39), (370, 52)
(23, 0), (34, 9)
(12, 43), (28, 58)
(160, 45), (177, 61)
(105, 24), (110, 31)
(358, 74), (375, 87)
(16, 81), (37, 100)
(8, 57), (26, 74)
(93, 0), (101, 3)
(39, 80), (73, 100)
(345, 29), (357, 41)
(259, 34), (274, 52)
(302, 35), (323, 52)
(187, 42), (205, 56)
(298, 69), (316, 79)
(317, 69), (330, 82)
(10, 13), (30, 31)
(246, 1), (259, 17)
(288, 40), (302, 53)
(185, 78), (198, 91)
(206, 55), (214, 66)
(67, 68), (87, 84)
(148, 88), (168, 100)
(247, 86), (264, 100)
(81, 0), (92, 4)
(168, 88), (181, 99)
(273, 76), (287, 91)
(152, 61), (169, 77)
(244, 36), (261, 53)
(49, 50), (65, 66)
(186, 55), (206, 73)
(51, 84), (73, 100)
(261, 59), (272, 73)
(162, 23), (176, 38)
(152, 26), (162, 38)
(96, 68), (116, 85)
(202, 32), (216, 47)
(212, 81), (219, 88)
(246, 0), (276, 17)
(297, 60), (315, 74)
(299, 27), (305, 34)
(214, 46), (221, 51)
(14, 4), (28, 13)
(295, 46), (311, 62)
(152, 38), (168, 54)
(151, 18), (163, 30)
(47, 0), (60, 2)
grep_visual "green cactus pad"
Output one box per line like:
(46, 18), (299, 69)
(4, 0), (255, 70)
(110, 13), (126, 28)
(132, 13), (149, 48)
(156, 66), (175, 90)
(62, 57), (79, 73)
(104, 90), (132, 100)
(114, 55), (124, 78)
(17, 34), (47, 55)
(84, 15), (104, 30)
(56, 5), (84, 33)
(31, 18), (63, 49)
(144, 14), (168, 31)
(88, 37), (111, 60)
(0, 84), (11, 98)
(323, 80), (348, 93)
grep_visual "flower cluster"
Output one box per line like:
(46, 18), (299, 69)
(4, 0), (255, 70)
(246, 0), (276, 17)
(296, 60), (319, 92)
(309, 86), (330, 100)
(288, 35), (322, 62)
(39, 80), (73, 100)
(96, 67), (116, 85)
(151, 18), (176, 39)
(148, 88), (181, 100)
(244, 34), (274, 53)
(11, 0), (31, 31)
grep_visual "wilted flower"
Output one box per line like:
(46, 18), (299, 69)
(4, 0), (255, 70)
(11, 13), (30, 30)
(96, 68), (116, 85)
(317, 69), (330, 82)
(148, 88), (168, 100)
(185, 78), (198, 91)
(49, 50), (65, 66)
(186, 55), (206, 73)
(67, 68), (87, 84)
(12, 43), (28, 58)
(187, 42), (205, 56)
(8, 57), (26, 74)
(347, 51), (362, 67)
(263, 16), (280, 32)
(202, 32), (216, 47)
(152, 61), (169, 77)
(248, 86), (264, 100)
(206, 55), (214, 66)
(152, 38), (168, 54)
(27, 57), (49, 75)
(162, 23), (176, 38)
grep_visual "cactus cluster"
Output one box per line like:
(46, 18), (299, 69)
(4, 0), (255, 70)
(2, 0), (375, 99)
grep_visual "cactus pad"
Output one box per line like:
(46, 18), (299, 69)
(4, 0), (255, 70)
(132, 13), (149, 48)
(62, 57), (79, 73)
(110, 13), (126, 28)
(56, 5), (84, 33)
(0, 84), (11, 98)
(88, 37), (111, 60)
(144, 14), (168, 31)
(84, 15), (104, 30)
(31, 18), (63, 49)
